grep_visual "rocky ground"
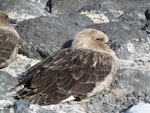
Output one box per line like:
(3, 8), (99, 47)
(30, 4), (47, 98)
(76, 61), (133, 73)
(0, 0), (150, 113)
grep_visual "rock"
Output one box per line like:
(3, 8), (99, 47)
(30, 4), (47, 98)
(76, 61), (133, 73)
(84, 67), (150, 113)
(0, 71), (17, 99)
(84, 19), (150, 113)
(144, 20), (150, 34)
(77, 4), (112, 24)
(50, 0), (98, 15)
(16, 16), (82, 59)
(0, 0), (50, 21)
(0, 54), (40, 113)
(68, 12), (94, 27)
(14, 100), (30, 113)
(86, 21), (150, 60)
(1, 54), (40, 77)
(14, 101), (86, 113)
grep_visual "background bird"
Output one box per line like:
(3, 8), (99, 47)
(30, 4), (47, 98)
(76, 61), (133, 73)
(0, 11), (20, 68)
(15, 28), (117, 105)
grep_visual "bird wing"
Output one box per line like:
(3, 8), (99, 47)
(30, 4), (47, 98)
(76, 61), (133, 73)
(0, 28), (19, 68)
(16, 48), (115, 105)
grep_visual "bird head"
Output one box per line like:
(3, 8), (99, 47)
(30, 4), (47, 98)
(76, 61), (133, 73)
(0, 12), (10, 25)
(72, 28), (111, 52)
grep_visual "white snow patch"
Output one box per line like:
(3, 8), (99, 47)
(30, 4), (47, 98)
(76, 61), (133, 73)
(125, 102), (150, 113)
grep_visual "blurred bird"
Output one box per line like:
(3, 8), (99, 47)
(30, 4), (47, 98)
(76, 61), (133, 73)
(0, 11), (20, 68)
(143, 9), (150, 33)
(145, 9), (150, 20)
(15, 28), (117, 105)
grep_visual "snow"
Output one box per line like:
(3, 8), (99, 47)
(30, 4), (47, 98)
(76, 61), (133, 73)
(125, 102), (150, 113)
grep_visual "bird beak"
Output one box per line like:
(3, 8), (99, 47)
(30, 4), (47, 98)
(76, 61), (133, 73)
(104, 40), (113, 46)
(9, 18), (17, 24)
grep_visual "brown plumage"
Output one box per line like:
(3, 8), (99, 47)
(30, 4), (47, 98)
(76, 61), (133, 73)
(0, 11), (20, 68)
(15, 28), (117, 105)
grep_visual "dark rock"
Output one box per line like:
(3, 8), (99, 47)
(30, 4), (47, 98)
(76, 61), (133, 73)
(36, 44), (50, 58)
(78, 4), (102, 12)
(68, 12), (94, 27)
(114, 69), (150, 93)
(102, 0), (149, 23)
(117, 6), (149, 26)
(144, 20), (150, 34)
(16, 16), (82, 59)
(145, 9), (150, 20)
(50, 0), (98, 15)
(14, 100), (30, 113)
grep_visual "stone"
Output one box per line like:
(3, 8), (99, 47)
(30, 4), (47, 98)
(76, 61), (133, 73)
(68, 12), (94, 27)
(0, 0), (50, 21)
(86, 21), (150, 60)
(15, 16), (82, 59)
(0, 71), (17, 99)
(50, 0), (98, 15)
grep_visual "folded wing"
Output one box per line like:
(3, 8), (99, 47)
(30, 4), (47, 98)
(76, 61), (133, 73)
(0, 28), (19, 68)
(16, 48), (114, 105)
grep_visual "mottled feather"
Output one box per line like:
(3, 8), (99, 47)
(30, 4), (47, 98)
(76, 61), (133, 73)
(0, 11), (20, 68)
(16, 48), (114, 105)
(15, 28), (117, 106)
(0, 29), (18, 62)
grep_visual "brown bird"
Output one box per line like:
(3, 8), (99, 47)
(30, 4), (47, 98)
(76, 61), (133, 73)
(0, 11), (20, 68)
(15, 28), (117, 105)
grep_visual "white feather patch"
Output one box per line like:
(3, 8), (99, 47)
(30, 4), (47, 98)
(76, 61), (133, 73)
(61, 95), (75, 102)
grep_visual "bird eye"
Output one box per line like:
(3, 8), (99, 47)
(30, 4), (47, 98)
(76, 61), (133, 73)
(3, 15), (8, 20)
(96, 38), (104, 41)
